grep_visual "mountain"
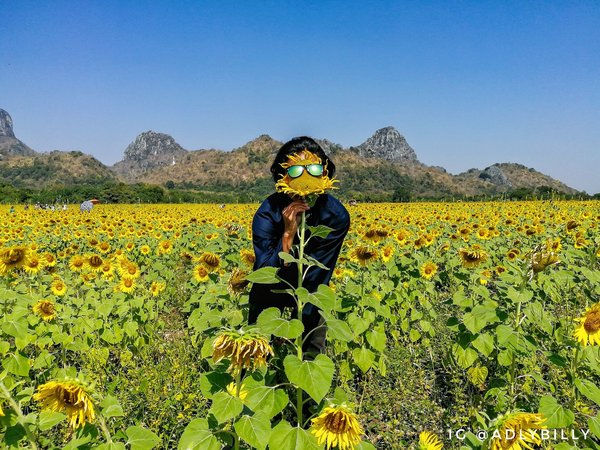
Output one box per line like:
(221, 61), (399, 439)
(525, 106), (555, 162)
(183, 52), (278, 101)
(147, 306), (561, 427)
(0, 109), (36, 158)
(108, 128), (577, 199)
(111, 131), (188, 182)
(0, 108), (581, 199)
(355, 126), (419, 162)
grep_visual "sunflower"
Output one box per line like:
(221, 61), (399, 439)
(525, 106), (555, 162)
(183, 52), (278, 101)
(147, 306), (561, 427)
(86, 254), (104, 272)
(228, 268), (250, 297)
(50, 277), (67, 296)
(23, 254), (44, 275)
(420, 261), (438, 280)
(0, 403), (4, 416)
(381, 245), (394, 263)
(150, 280), (166, 297)
(573, 303), (600, 346)
(157, 240), (173, 255)
(199, 252), (221, 272)
(118, 277), (136, 293)
(274, 150), (339, 199)
(310, 404), (363, 450)
(122, 261), (141, 279)
(140, 244), (151, 255)
(193, 264), (210, 283)
(226, 382), (248, 401)
(69, 255), (86, 272)
(42, 252), (57, 268)
(0, 246), (28, 274)
(240, 249), (256, 266)
(349, 246), (378, 266)
(418, 431), (443, 450)
(458, 245), (488, 268)
(32, 299), (56, 321)
(489, 412), (546, 450)
(212, 329), (273, 374)
(528, 245), (559, 277)
(33, 379), (95, 429)
(100, 261), (114, 279)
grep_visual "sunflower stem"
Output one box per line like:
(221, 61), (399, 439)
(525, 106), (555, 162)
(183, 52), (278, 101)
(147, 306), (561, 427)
(97, 414), (114, 444)
(295, 210), (307, 427)
(0, 382), (39, 450)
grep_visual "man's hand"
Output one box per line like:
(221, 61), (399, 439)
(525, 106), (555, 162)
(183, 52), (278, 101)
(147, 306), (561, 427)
(282, 200), (310, 253)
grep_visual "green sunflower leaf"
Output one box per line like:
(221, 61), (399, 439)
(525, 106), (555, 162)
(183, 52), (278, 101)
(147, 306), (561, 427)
(234, 412), (271, 450)
(283, 354), (335, 403)
(126, 426), (161, 450)
(178, 419), (221, 450)
(268, 420), (320, 450)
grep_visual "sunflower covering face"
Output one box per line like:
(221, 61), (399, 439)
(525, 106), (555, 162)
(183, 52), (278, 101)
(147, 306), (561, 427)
(275, 150), (338, 200)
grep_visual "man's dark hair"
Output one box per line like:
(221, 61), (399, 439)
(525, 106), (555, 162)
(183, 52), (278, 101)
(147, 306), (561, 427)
(270, 136), (336, 182)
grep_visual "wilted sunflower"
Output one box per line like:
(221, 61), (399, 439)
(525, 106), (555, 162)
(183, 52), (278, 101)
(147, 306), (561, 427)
(489, 412), (546, 450)
(0, 246), (28, 274)
(420, 261), (438, 280)
(228, 268), (250, 297)
(418, 431), (443, 450)
(33, 379), (95, 429)
(349, 246), (378, 266)
(32, 299), (56, 321)
(458, 245), (488, 268)
(240, 249), (256, 266)
(212, 329), (273, 374)
(528, 244), (559, 278)
(275, 150), (338, 199)
(573, 303), (600, 346)
(199, 252), (221, 272)
(310, 404), (363, 450)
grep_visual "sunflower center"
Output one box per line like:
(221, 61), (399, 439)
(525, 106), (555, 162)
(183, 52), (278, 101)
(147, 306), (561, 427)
(584, 310), (600, 333)
(9, 249), (25, 263)
(324, 410), (350, 433)
(89, 256), (103, 267)
(41, 302), (55, 315)
(58, 386), (78, 406)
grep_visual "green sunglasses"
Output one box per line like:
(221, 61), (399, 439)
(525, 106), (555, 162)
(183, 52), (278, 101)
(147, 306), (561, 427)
(286, 164), (324, 179)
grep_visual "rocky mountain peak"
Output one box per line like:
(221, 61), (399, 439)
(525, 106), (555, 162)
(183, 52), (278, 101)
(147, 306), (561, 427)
(123, 131), (187, 161)
(0, 108), (36, 158)
(0, 109), (16, 138)
(357, 126), (419, 162)
(112, 131), (188, 180)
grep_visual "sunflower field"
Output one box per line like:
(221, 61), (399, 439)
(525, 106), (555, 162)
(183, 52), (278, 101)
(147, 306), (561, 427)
(0, 200), (599, 450)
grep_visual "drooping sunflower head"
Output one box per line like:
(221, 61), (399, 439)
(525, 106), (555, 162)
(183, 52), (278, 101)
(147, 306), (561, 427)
(227, 268), (250, 297)
(574, 303), (600, 346)
(418, 431), (443, 450)
(528, 244), (560, 278)
(274, 150), (339, 200)
(212, 329), (273, 374)
(349, 246), (378, 266)
(33, 378), (96, 429)
(489, 411), (546, 450)
(199, 252), (221, 272)
(310, 403), (363, 450)
(458, 245), (488, 268)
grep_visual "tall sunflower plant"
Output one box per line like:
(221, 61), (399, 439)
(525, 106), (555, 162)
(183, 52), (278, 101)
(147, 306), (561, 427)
(179, 151), (374, 449)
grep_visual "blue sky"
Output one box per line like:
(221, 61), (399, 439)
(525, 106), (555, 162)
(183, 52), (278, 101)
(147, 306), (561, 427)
(2, 0), (599, 193)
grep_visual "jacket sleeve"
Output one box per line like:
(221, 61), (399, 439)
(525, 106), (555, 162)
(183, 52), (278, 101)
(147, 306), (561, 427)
(252, 207), (285, 269)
